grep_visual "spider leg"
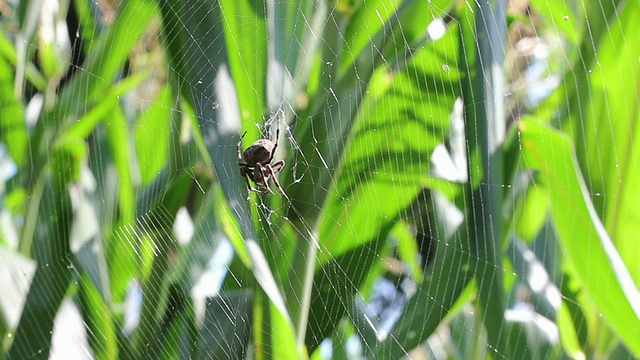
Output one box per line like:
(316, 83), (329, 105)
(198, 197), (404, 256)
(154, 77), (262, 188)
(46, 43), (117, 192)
(264, 164), (287, 197)
(270, 160), (285, 173)
(243, 174), (256, 193)
(256, 163), (275, 195)
(240, 164), (264, 194)
(247, 178), (266, 194)
(237, 131), (247, 161)
(267, 127), (280, 164)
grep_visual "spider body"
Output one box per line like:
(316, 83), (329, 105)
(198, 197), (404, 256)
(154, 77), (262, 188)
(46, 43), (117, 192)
(237, 128), (286, 195)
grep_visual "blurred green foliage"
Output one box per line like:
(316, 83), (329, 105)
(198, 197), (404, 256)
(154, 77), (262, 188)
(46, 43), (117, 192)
(1, 0), (639, 359)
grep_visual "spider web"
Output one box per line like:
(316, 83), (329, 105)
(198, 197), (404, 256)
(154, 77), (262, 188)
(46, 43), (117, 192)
(1, 0), (640, 359)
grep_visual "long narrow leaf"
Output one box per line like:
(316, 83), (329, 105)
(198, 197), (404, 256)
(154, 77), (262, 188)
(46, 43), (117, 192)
(518, 118), (640, 356)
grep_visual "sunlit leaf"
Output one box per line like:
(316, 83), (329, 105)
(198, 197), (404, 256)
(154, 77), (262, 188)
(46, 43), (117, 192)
(135, 85), (174, 186)
(572, 0), (640, 289)
(519, 118), (640, 357)
(0, 54), (27, 166)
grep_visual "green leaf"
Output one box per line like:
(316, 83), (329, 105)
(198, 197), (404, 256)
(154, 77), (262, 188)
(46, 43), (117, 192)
(303, 6), (461, 352)
(518, 118), (640, 357)
(63, 73), (148, 141)
(218, 0), (267, 131)
(317, 174), (423, 265)
(557, 302), (585, 360)
(0, 31), (46, 91)
(528, 0), (582, 45)
(572, 0), (640, 290)
(0, 53), (27, 166)
(270, 299), (301, 359)
(135, 85), (173, 186)
(317, 19), (459, 263)
(104, 108), (136, 224)
(392, 220), (423, 283)
(50, 137), (87, 186)
(515, 186), (550, 242)
(78, 271), (118, 360)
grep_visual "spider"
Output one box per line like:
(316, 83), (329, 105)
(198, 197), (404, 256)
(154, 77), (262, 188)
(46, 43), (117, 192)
(237, 128), (286, 196)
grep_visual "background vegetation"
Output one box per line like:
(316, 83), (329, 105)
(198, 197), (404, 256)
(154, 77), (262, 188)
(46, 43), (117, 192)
(1, 0), (639, 359)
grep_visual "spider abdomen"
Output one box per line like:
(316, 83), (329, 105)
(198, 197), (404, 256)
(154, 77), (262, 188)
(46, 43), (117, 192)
(242, 139), (275, 165)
